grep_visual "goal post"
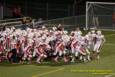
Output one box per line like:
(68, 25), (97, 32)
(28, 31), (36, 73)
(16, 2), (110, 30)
(86, 1), (115, 30)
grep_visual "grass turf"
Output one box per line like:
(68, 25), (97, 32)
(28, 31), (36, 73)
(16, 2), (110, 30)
(0, 31), (115, 77)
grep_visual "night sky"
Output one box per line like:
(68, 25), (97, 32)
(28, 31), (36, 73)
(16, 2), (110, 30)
(1, 0), (115, 19)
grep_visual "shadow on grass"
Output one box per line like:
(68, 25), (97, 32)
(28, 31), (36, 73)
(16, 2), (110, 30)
(0, 60), (87, 67)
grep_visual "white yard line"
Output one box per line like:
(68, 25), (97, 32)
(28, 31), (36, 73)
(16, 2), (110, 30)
(32, 68), (64, 77)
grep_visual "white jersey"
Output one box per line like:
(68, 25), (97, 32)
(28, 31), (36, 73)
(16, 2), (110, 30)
(62, 35), (70, 45)
(95, 34), (104, 44)
(85, 34), (92, 45)
(11, 39), (17, 49)
(45, 36), (54, 44)
(93, 34), (105, 52)
(91, 33), (96, 40)
(28, 32), (34, 39)
(1, 31), (7, 38)
(90, 33), (97, 45)
(74, 31), (82, 37)
(34, 37), (43, 47)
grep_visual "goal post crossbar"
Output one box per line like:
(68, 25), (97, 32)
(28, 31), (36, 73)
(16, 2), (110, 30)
(86, 1), (115, 5)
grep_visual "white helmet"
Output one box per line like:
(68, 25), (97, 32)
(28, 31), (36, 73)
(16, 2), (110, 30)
(12, 26), (15, 30)
(37, 33), (41, 37)
(63, 31), (68, 34)
(91, 30), (95, 33)
(42, 26), (46, 29)
(28, 39), (34, 43)
(87, 32), (91, 35)
(81, 36), (85, 40)
(41, 36), (46, 40)
(97, 30), (102, 35)
(52, 27), (57, 31)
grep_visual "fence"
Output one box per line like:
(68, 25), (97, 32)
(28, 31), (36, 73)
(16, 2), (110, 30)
(0, 17), (31, 28)
(0, 15), (115, 30)
(44, 15), (85, 30)
(44, 15), (115, 30)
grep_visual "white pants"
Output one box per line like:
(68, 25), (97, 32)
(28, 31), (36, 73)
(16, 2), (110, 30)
(93, 42), (101, 53)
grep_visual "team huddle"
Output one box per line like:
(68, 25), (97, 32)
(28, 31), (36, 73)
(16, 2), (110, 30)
(0, 25), (106, 64)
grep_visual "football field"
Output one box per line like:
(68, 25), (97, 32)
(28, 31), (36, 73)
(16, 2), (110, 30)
(0, 30), (115, 77)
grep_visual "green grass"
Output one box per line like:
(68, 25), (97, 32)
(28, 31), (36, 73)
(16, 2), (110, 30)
(0, 30), (115, 77)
